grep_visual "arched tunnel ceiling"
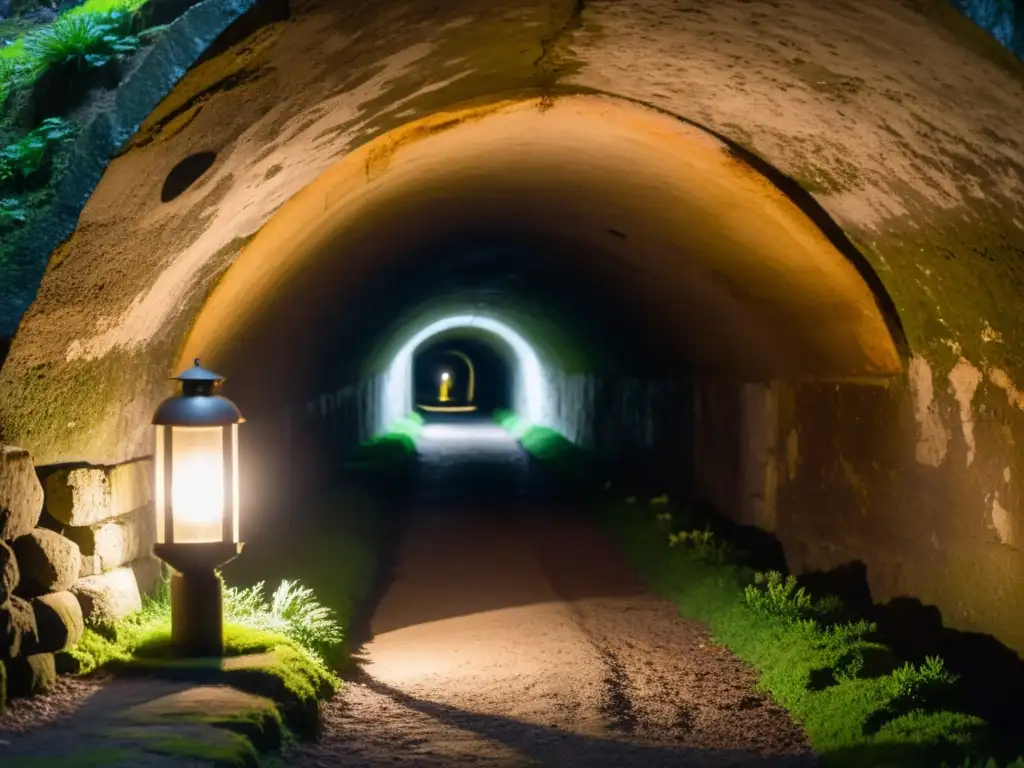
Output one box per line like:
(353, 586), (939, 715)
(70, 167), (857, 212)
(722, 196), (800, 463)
(182, 95), (904, 396)
(0, 0), (1022, 466)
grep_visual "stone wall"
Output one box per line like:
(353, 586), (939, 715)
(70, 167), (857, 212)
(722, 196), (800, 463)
(0, 446), (162, 706)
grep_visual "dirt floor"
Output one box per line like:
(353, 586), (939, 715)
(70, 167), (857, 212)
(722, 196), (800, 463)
(288, 420), (816, 767)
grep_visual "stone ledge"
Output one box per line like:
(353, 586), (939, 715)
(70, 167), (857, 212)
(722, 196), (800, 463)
(43, 460), (154, 529)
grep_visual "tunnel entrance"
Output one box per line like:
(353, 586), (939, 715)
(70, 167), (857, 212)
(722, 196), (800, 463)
(413, 336), (511, 416)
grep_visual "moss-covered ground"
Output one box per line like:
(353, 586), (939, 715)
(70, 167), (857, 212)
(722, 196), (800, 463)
(497, 412), (1024, 768)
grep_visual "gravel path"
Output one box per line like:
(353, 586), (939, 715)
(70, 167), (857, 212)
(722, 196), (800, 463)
(289, 421), (817, 767)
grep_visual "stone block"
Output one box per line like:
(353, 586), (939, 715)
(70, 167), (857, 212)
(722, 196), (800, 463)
(11, 528), (82, 596)
(2, 595), (38, 660)
(79, 553), (102, 578)
(64, 504), (157, 572)
(27, 591), (84, 654)
(0, 539), (18, 603)
(72, 565), (144, 625)
(131, 554), (166, 598)
(43, 459), (153, 528)
(0, 446), (44, 541)
(6, 652), (56, 698)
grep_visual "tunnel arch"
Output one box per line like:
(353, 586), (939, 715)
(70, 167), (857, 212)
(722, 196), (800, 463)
(176, 93), (904, 413)
(0, 0), (1023, 657)
(383, 313), (549, 434)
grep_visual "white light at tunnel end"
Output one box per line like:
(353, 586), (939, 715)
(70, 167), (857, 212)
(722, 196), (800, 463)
(381, 314), (550, 434)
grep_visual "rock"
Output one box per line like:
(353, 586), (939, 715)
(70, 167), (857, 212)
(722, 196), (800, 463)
(0, 658), (6, 713)
(79, 553), (102, 578)
(27, 591), (83, 654)
(43, 460), (152, 528)
(6, 652), (56, 698)
(2, 595), (38, 660)
(63, 504), (156, 572)
(72, 566), (144, 625)
(0, 446), (44, 540)
(131, 554), (166, 598)
(0, 539), (19, 603)
(11, 528), (82, 596)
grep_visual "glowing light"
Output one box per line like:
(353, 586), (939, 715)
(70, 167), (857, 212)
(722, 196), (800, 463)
(169, 426), (225, 543)
(441, 372), (450, 381)
(380, 314), (550, 433)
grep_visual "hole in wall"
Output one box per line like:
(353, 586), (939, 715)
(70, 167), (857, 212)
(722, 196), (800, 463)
(161, 151), (218, 203)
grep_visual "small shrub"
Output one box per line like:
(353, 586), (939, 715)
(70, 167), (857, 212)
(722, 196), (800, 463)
(0, 116), (77, 185)
(744, 570), (814, 620)
(224, 579), (344, 663)
(888, 655), (957, 705)
(668, 528), (735, 564)
(22, 7), (139, 74)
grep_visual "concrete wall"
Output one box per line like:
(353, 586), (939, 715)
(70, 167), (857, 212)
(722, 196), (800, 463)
(693, 355), (1024, 654)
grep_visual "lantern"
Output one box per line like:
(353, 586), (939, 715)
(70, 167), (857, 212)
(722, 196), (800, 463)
(151, 358), (244, 657)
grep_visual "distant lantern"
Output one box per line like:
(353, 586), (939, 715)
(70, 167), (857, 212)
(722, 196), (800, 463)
(152, 358), (244, 657)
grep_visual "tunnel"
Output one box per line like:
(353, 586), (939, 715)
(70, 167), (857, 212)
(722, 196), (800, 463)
(1, 0), (1024, 763)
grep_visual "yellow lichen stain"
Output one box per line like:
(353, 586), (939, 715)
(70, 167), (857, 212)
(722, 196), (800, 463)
(988, 368), (1024, 411)
(948, 357), (982, 466)
(786, 428), (799, 482)
(363, 100), (514, 181)
(981, 322), (1004, 343)
(908, 354), (950, 467)
(990, 491), (1014, 547)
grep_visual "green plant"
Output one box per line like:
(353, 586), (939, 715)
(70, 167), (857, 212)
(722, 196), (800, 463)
(0, 197), (28, 228)
(744, 569), (814, 620)
(668, 528), (735, 564)
(889, 655), (957, 705)
(224, 579), (344, 663)
(22, 5), (139, 75)
(0, 116), (77, 184)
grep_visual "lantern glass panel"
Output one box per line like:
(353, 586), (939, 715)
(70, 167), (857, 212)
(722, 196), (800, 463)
(231, 423), (240, 543)
(172, 425), (225, 543)
(155, 425), (166, 543)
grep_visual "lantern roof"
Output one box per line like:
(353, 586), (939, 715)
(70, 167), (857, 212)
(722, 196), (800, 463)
(173, 358), (225, 383)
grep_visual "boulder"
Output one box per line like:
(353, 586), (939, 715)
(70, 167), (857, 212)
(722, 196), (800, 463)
(79, 553), (102, 578)
(0, 446), (44, 540)
(2, 595), (38, 659)
(132, 554), (165, 598)
(6, 652), (56, 698)
(43, 460), (152, 528)
(11, 528), (82, 596)
(63, 504), (156, 572)
(26, 591), (84, 654)
(0, 539), (18, 603)
(72, 565), (144, 625)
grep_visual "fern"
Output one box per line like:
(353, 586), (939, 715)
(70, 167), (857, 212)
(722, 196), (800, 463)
(224, 579), (344, 661)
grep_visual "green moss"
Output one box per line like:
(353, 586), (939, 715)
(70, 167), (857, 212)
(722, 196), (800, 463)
(856, 203), (1024, 376)
(109, 725), (259, 767)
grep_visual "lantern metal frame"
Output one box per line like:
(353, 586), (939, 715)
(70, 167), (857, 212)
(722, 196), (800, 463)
(151, 358), (245, 658)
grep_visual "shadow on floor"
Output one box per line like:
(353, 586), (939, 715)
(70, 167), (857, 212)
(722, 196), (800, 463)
(342, 666), (819, 768)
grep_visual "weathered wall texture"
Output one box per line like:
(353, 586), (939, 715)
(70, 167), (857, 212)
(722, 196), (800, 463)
(694, 360), (1024, 652)
(0, 0), (1021, 653)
